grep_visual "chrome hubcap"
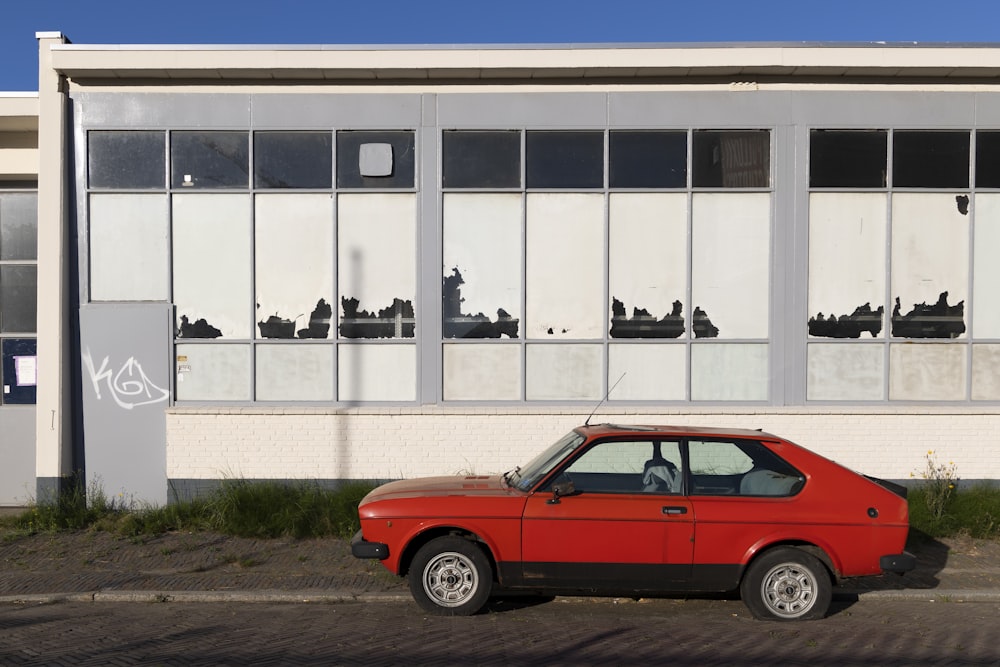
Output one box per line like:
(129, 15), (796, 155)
(761, 563), (816, 618)
(423, 551), (479, 607)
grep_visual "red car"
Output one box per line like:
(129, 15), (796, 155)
(352, 424), (914, 621)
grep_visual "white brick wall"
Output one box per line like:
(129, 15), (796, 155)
(165, 406), (1000, 483)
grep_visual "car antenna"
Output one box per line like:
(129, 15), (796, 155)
(585, 373), (626, 426)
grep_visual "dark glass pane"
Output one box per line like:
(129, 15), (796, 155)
(976, 132), (1000, 188)
(1, 338), (36, 405)
(692, 130), (770, 188)
(171, 131), (249, 189)
(609, 131), (687, 188)
(525, 131), (604, 188)
(89, 131), (166, 189)
(254, 132), (332, 189)
(893, 131), (969, 188)
(0, 192), (37, 260)
(336, 131), (415, 189)
(442, 131), (521, 188)
(0, 265), (37, 333)
(810, 130), (887, 188)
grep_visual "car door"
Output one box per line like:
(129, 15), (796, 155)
(520, 438), (694, 590)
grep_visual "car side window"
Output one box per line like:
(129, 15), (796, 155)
(689, 439), (803, 497)
(552, 440), (682, 495)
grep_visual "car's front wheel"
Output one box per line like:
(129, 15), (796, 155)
(740, 547), (832, 621)
(408, 536), (493, 616)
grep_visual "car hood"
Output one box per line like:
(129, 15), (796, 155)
(361, 474), (514, 503)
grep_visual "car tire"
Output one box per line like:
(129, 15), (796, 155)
(740, 547), (832, 621)
(408, 536), (493, 616)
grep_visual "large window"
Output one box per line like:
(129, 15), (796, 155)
(0, 190), (37, 405)
(441, 129), (772, 403)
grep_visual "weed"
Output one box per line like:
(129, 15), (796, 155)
(912, 451), (959, 521)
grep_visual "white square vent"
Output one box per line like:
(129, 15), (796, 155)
(359, 143), (393, 177)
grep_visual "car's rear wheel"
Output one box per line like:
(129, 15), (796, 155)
(740, 547), (831, 621)
(408, 536), (493, 616)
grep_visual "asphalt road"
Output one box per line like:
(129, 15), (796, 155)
(2, 596), (998, 666)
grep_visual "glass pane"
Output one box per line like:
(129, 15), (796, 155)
(338, 344), (416, 401)
(175, 343), (251, 401)
(975, 131), (1000, 188)
(609, 193), (687, 339)
(443, 343), (521, 401)
(442, 131), (521, 188)
(893, 131), (969, 188)
(89, 194), (169, 301)
(807, 343), (884, 401)
(809, 130), (887, 188)
(973, 194), (1000, 337)
(254, 132), (332, 189)
(525, 344), (602, 400)
(972, 345), (1000, 400)
(691, 193), (770, 339)
(1, 338), (36, 405)
(889, 344), (966, 401)
(525, 193), (604, 339)
(171, 131), (249, 189)
(690, 343), (768, 401)
(89, 131), (165, 189)
(0, 192), (38, 260)
(807, 193), (887, 338)
(609, 131), (687, 189)
(525, 131), (604, 189)
(692, 131), (770, 188)
(338, 194), (416, 339)
(173, 194), (252, 339)
(255, 344), (334, 401)
(608, 343), (686, 401)
(336, 131), (415, 189)
(890, 193), (968, 339)
(255, 194), (333, 339)
(0, 265), (37, 333)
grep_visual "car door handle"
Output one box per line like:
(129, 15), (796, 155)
(662, 506), (688, 515)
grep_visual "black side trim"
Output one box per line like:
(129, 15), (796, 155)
(351, 531), (389, 560)
(508, 562), (741, 594)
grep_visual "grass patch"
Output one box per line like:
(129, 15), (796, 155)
(908, 484), (1000, 540)
(0, 480), (376, 541)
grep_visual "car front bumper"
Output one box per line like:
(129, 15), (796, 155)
(880, 552), (917, 574)
(351, 530), (389, 560)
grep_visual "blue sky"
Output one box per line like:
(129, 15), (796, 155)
(3, 0), (1000, 91)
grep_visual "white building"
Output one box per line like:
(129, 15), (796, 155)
(3, 34), (1000, 505)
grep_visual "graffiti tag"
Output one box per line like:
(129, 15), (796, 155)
(82, 349), (169, 410)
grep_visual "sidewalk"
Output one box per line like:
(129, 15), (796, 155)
(2, 529), (999, 605)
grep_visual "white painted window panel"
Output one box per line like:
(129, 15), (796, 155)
(807, 343), (885, 401)
(608, 343), (686, 401)
(442, 193), (522, 321)
(691, 193), (770, 339)
(973, 194), (1000, 338)
(690, 343), (768, 401)
(890, 193), (969, 333)
(525, 344), (603, 400)
(972, 345), (1000, 400)
(255, 194), (334, 338)
(808, 193), (887, 328)
(175, 343), (251, 401)
(526, 193), (604, 339)
(443, 343), (521, 401)
(337, 193), (416, 324)
(255, 344), (334, 401)
(173, 194), (252, 339)
(889, 344), (966, 401)
(90, 194), (169, 302)
(609, 193), (687, 327)
(338, 344), (416, 402)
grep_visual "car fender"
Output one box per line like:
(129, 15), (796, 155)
(395, 517), (513, 576)
(741, 531), (842, 579)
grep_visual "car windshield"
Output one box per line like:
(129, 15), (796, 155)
(513, 430), (586, 492)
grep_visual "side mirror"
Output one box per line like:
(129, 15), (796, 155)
(547, 480), (576, 505)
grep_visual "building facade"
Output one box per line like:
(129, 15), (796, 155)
(9, 35), (1000, 505)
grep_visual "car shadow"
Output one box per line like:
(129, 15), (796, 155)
(481, 593), (557, 613)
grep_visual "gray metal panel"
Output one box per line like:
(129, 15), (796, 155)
(437, 93), (608, 128)
(418, 95), (440, 404)
(0, 407), (36, 505)
(610, 91), (794, 127)
(251, 93), (423, 128)
(73, 93), (251, 128)
(973, 93), (1000, 125)
(79, 304), (172, 505)
(790, 91), (976, 127)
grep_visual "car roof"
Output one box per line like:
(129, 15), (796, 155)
(578, 423), (781, 440)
